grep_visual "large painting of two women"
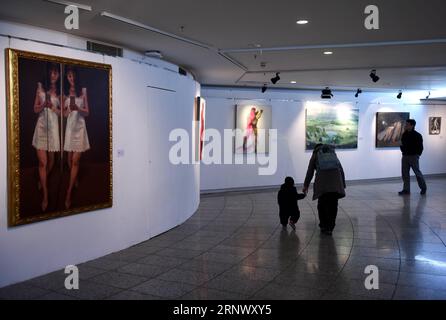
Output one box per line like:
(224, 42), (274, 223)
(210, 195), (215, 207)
(6, 49), (112, 226)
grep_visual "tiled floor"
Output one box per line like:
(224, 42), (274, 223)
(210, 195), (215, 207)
(2, 177), (446, 300)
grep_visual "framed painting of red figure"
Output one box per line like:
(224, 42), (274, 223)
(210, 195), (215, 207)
(6, 49), (112, 227)
(235, 105), (272, 154)
(195, 97), (206, 161)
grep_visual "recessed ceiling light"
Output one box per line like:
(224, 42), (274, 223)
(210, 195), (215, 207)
(296, 20), (309, 25)
(323, 51), (333, 55)
(290, 81), (297, 84)
(248, 43), (262, 48)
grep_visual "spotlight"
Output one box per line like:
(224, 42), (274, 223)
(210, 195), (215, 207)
(397, 90), (402, 99)
(271, 72), (280, 84)
(261, 84), (267, 93)
(369, 69), (380, 83)
(355, 89), (362, 98)
(321, 87), (333, 99)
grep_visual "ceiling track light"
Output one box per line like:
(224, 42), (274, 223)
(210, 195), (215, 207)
(397, 90), (403, 99)
(261, 84), (267, 93)
(355, 89), (362, 98)
(369, 69), (380, 83)
(43, 0), (92, 11)
(321, 87), (333, 99)
(270, 72), (280, 84)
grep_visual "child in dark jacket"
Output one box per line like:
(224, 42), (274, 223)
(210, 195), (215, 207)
(278, 177), (306, 229)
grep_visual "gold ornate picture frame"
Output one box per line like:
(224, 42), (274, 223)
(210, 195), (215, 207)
(6, 49), (113, 227)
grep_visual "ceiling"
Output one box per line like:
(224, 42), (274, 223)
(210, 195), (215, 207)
(2, 0), (446, 91)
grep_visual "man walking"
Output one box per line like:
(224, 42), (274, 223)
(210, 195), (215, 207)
(399, 119), (427, 195)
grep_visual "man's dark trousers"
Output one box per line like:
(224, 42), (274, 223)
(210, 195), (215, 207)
(402, 155), (427, 192)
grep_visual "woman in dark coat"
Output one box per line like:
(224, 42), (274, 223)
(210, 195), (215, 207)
(278, 177), (306, 230)
(303, 144), (346, 235)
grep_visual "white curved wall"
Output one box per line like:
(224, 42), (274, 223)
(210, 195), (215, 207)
(0, 21), (200, 287)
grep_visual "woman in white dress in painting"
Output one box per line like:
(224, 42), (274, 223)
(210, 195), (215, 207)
(32, 63), (61, 211)
(63, 66), (90, 209)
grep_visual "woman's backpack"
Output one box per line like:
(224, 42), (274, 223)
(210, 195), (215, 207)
(316, 145), (341, 171)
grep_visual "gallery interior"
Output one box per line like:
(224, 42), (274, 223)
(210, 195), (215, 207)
(1, 0), (446, 301)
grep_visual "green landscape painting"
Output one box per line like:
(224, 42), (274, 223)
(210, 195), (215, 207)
(306, 104), (359, 150)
